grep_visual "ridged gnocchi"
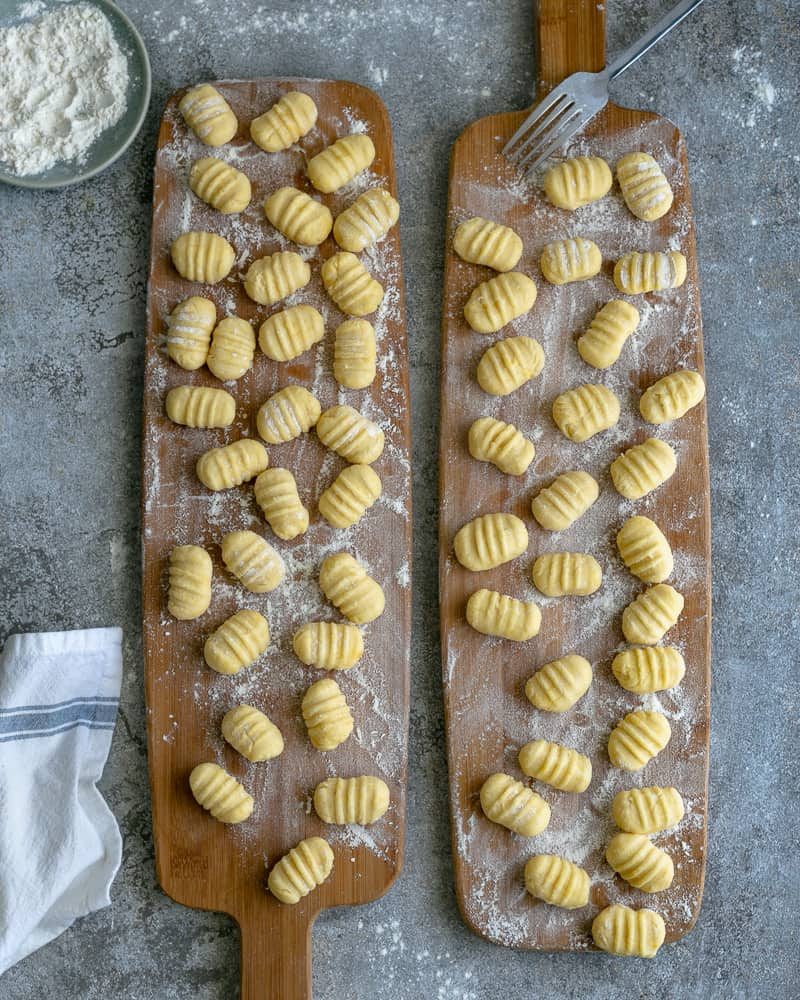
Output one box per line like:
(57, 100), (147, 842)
(640, 369), (706, 424)
(196, 438), (268, 491)
(244, 251), (311, 305)
(610, 437), (677, 500)
(479, 773), (551, 837)
(302, 677), (354, 750)
(189, 157), (251, 214)
(465, 589), (541, 641)
(268, 837), (334, 905)
(543, 155), (612, 210)
(468, 416), (534, 475)
(321, 251), (384, 316)
(165, 385), (235, 428)
(524, 855), (590, 909)
(207, 316), (255, 381)
(612, 786), (685, 834)
(258, 304), (324, 362)
(316, 405), (385, 464)
(318, 464), (382, 528)
(334, 188), (399, 252)
(333, 319), (377, 389)
(292, 621), (364, 670)
(616, 515), (673, 583)
(264, 186), (333, 246)
(552, 383), (620, 442)
(319, 552), (385, 624)
(307, 133), (375, 193)
(606, 832), (674, 892)
(189, 762), (253, 824)
(179, 84), (237, 147)
(453, 513), (529, 572)
(171, 231), (235, 284)
(540, 238), (602, 285)
(463, 272), (537, 333)
(204, 609), (269, 675)
(519, 739), (592, 793)
(168, 544), (212, 620)
(254, 468), (309, 540)
(256, 385), (321, 444)
(453, 216), (523, 271)
(476, 335), (544, 395)
(608, 710), (671, 771)
(612, 646), (686, 693)
(221, 704), (284, 762)
(525, 654), (592, 712)
(617, 152), (674, 222)
(614, 250), (687, 294)
(592, 904), (665, 958)
(622, 584), (684, 645)
(577, 300), (640, 369)
(530, 470), (599, 531)
(250, 91), (317, 152)
(220, 530), (285, 593)
(165, 296), (216, 370)
(531, 552), (602, 597)
(313, 776), (390, 825)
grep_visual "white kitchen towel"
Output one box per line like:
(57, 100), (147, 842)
(0, 627), (123, 974)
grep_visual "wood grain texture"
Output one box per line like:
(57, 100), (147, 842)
(142, 79), (411, 999)
(439, 1), (710, 952)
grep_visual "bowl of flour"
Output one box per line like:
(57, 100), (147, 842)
(0, 0), (150, 188)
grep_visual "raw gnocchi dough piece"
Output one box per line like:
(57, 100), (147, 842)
(614, 250), (687, 294)
(610, 438), (677, 500)
(220, 530), (285, 593)
(577, 300), (640, 369)
(307, 134), (375, 193)
(616, 152), (674, 222)
(179, 84), (237, 146)
(319, 552), (385, 624)
(640, 369), (706, 424)
(612, 646), (686, 693)
(254, 468), (309, 539)
(519, 739), (592, 793)
(453, 216), (523, 271)
(622, 584), (684, 645)
(531, 552), (602, 597)
(244, 251), (311, 306)
(606, 832), (674, 892)
(612, 786), (685, 834)
(168, 544), (212, 620)
(334, 188), (399, 252)
(465, 589), (541, 641)
(468, 416), (534, 475)
(207, 316), (255, 381)
(616, 515), (673, 583)
(171, 231), (235, 284)
(204, 609), (270, 675)
(608, 710), (671, 771)
(165, 385), (235, 428)
(165, 296), (216, 370)
(333, 319), (376, 389)
(302, 677), (354, 750)
(540, 238), (601, 285)
(268, 837), (334, 904)
(318, 464), (382, 528)
(189, 762), (253, 823)
(316, 405), (385, 464)
(196, 439), (268, 491)
(479, 773), (551, 836)
(221, 704), (284, 762)
(256, 386), (321, 444)
(453, 513), (529, 572)
(543, 155), (612, 210)
(530, 470), (599, 531)
(189, 157), (251, 214)
(476, 335), (544, 395)
(321, 252), (384, 316)
(292, 621), (364, 670)
(463, 272), (537, 333)
(592, 904), (666, 958)
(313, 776), (390, 825)
(264, 186), (333, 246)
(524, 855), (590, 909)
(250, 91), (317, 151)
(552, 383), (620, 442)
(258, 304), (324, 362)
(525, 654), (592, 712)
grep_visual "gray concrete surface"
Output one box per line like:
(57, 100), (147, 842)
(1, 0), (798, 997)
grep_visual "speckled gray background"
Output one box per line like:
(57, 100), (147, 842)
(1, 0), (798, 997)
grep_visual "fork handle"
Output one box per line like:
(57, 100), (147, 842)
(606, 0), (706, 81)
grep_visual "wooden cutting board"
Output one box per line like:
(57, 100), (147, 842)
(142, 79), (411, 998)
(439, 1), (710, 951)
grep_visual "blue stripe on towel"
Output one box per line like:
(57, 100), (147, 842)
(0, 696), (119, 716)
(0, 720), (117, 744)
(0, 700), (119, 740)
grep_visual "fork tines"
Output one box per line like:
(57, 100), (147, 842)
(502, 87), (584, 175)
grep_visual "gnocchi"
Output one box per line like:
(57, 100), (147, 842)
(165, 296), (216, 370)
(168, 544), (212, 620)
(616, 152), (673, 222)
(577, 300), (640, 369)
(616, 515), (673, 583)
(539, 238), (602, 285)
(519, 739), (592, 793)
(463, 272), (537, 333)
(250, 91), (317, 152)
(196, 439), (268, 491)
(221, 704), (284, 762)
(171, 231), (235, 284)
(165, 385), (235, 428)
(612, 786), (685, 834)
(530, 470), (599, 531)
(307, 133), (375, 193)
(319, 552), (385, 624)
(622, 583), (684, 645)
(592, 904), (665, 958)
(452, 216), (523, 271)
(552, 383), (620, 442)
(302, 677), (354, 750)
(606, 832), (674, 893)
(316, 405), (385, 464)
(179, 84), (237, 147)
(258, 304), (324, 362)
(268, 837), (334, 904)
(220, 530), (285, 593)
(476, 335), (544, 396)
(612, 646), (686, 693)
(608, 710), (671, 771)
(640, 369), (706, 425)
(614, 250), (687, 294)
(189, 157), (251, 214)
(292, 621), (364, 670)
(524, 855), (590, 909)
(465, 589), (541, 641)
(256, 385), (321, 444)
(189, 762), (253, 824)
(264, 186), (333, 246)
(453, 512), (529, 572)
(318, 464), (382, 528)
(531, 552), (602, 597)
(334, 188), (400, 252)
(525, 654), (592, 713)
(254, 467), (309, 540)
(321, 251), (384, 316)
(468, 416), (534, 475)
(207, 316), (255, 381)
(610, 437), (677, 500)
(479, 773), (551, 837)
(204, 609), (269, 675)
(244, 251), (311, 306)
(543, 155), (612, 210)
(313, 776), (390, 825)
(333, 319), (377, 389)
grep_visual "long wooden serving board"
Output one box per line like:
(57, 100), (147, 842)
(439, 1), (710, 951)
(142, 79), (411, 998)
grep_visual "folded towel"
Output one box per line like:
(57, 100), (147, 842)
(0, 627), (123, 974)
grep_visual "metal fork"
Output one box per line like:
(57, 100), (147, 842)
(503, 0), (706, 175)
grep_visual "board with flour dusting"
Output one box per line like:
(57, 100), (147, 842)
(439, 2), (710, 954)
(142, 79), (410, 998)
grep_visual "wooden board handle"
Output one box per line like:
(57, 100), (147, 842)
(535, 0), (606, 96)
(239, 904), (312, 1000)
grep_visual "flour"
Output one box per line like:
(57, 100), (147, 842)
(0, 2), (129, 176)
